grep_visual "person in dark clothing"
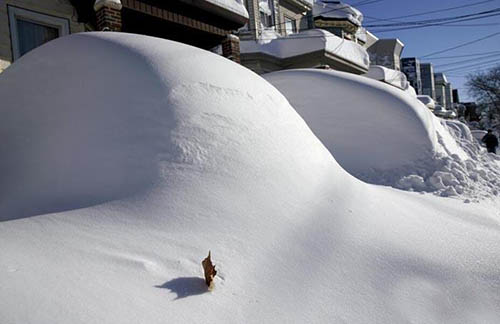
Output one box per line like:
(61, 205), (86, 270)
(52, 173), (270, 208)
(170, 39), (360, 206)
(482, 129), (499, 154)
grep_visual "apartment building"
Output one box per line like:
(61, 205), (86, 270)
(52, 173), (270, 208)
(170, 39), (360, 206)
(420, 63), (436, 100)
(401, 57), (422, 95)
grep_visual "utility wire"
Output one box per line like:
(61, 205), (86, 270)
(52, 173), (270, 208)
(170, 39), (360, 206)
(363, 0), (498, 22)
(364, 7), (500, 28)
(439, 59), (500, 73)
(433, 53), (500, 68)
(421, 31), (500, 58)
(426, 50), (500, 60)
(370, 12), (500, 32)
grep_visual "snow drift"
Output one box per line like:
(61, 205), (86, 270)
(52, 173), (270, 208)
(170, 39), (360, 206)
(264, 69), (439, 181)
(0, 32), (346, 220)
(1, 33), (500, 324)
(363, 65), (416, 96)
(264, 69), (500, 198)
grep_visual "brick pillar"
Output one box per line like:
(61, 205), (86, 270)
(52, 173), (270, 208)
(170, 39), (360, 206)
(94, 0), (122, 31)
(222, 34), (241, 64)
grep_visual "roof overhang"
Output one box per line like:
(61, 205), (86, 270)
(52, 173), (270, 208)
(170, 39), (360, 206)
(281, 0), (313, 11)
(241, 49), (368, 75)
(177, 0), (248, 26)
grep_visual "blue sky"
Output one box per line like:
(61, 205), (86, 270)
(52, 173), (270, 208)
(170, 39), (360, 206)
(356, 0), (500, 101)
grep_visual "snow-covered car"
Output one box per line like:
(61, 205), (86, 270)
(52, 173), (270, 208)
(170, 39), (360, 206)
(444, 110), (457, 119)
(471, 130), (487, 143)
(417, 95), (435, 110)
(433, 105), (446, 117)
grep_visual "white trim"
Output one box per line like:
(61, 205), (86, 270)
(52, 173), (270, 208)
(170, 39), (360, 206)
(8, 6), (70, 60)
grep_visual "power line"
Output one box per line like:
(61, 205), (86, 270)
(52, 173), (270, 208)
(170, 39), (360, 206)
(370, 12), (500, 32)
(365, 7), (500, 27)
(439, 59), (500, 73)
(433, 53), (500, 68)
(364, 7), (500, 28)
(421, 31), (500, 58)
(425, 50), (500, 60)
(363, 0), (499, 22)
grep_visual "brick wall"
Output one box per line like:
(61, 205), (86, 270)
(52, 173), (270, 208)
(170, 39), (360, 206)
(0, 0), (87, 72)
(95, 6), (122, 31)
(222, 34), (241, 63)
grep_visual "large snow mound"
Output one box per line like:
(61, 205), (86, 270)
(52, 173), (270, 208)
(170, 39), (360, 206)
(0, 32), (342, 220)
(264, 69), (500, 198)
(1, 33), (500, 324)
(264, 69), (440, 180)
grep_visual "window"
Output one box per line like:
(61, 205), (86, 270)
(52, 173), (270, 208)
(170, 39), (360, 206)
(8, 6), (70, 60)
(259, 0), (275, 28)
(260, 11), (271, 28)
(284, 17), (296, 35)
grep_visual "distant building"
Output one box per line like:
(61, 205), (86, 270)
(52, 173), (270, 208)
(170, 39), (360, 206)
(444, 82), (453, 110)
(453, 89), (460, 104)
(434, 73), (449, 108)
(367, 38), (404, 71)
(420, 63), (436, 100)
(401, 57), (422, 95)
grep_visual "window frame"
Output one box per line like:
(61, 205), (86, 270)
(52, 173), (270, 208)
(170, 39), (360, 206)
(284, 16), (297, 35)
(7, 5), (70, 60)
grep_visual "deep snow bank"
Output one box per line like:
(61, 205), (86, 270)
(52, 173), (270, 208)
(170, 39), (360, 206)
(1, 34), (500, 324)
(0, 32), (345, 220)
(263, 69), (439, 182)
(264, 69), (500, 198)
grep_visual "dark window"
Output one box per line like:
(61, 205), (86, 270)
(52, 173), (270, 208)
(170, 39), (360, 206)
(16, 19), (59, 57)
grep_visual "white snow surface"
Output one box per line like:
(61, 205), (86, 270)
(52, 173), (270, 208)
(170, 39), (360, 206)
(363, 65), (411, 91)
(1, 33), (500, 324)
(258, 0), (272, 15)
(417, 95), (436, 110)
(264, 69), (500, 198)
(241, 29), (370, 69)
(314, 0), (363, 26)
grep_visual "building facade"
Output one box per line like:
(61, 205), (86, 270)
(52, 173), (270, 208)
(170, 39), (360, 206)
(239, 0), (370, 75)
(420, 63), (436, 100)
(0, 0), (248, 72)
(401, 57), (422, 95)
(434, 73), (448, 108)
(444, 82), (453, 110)
(453, 89), (460, 104)
(367, 38), (404, 71)
(240, 0), (311, 41)
(0, 0), (88, 72)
